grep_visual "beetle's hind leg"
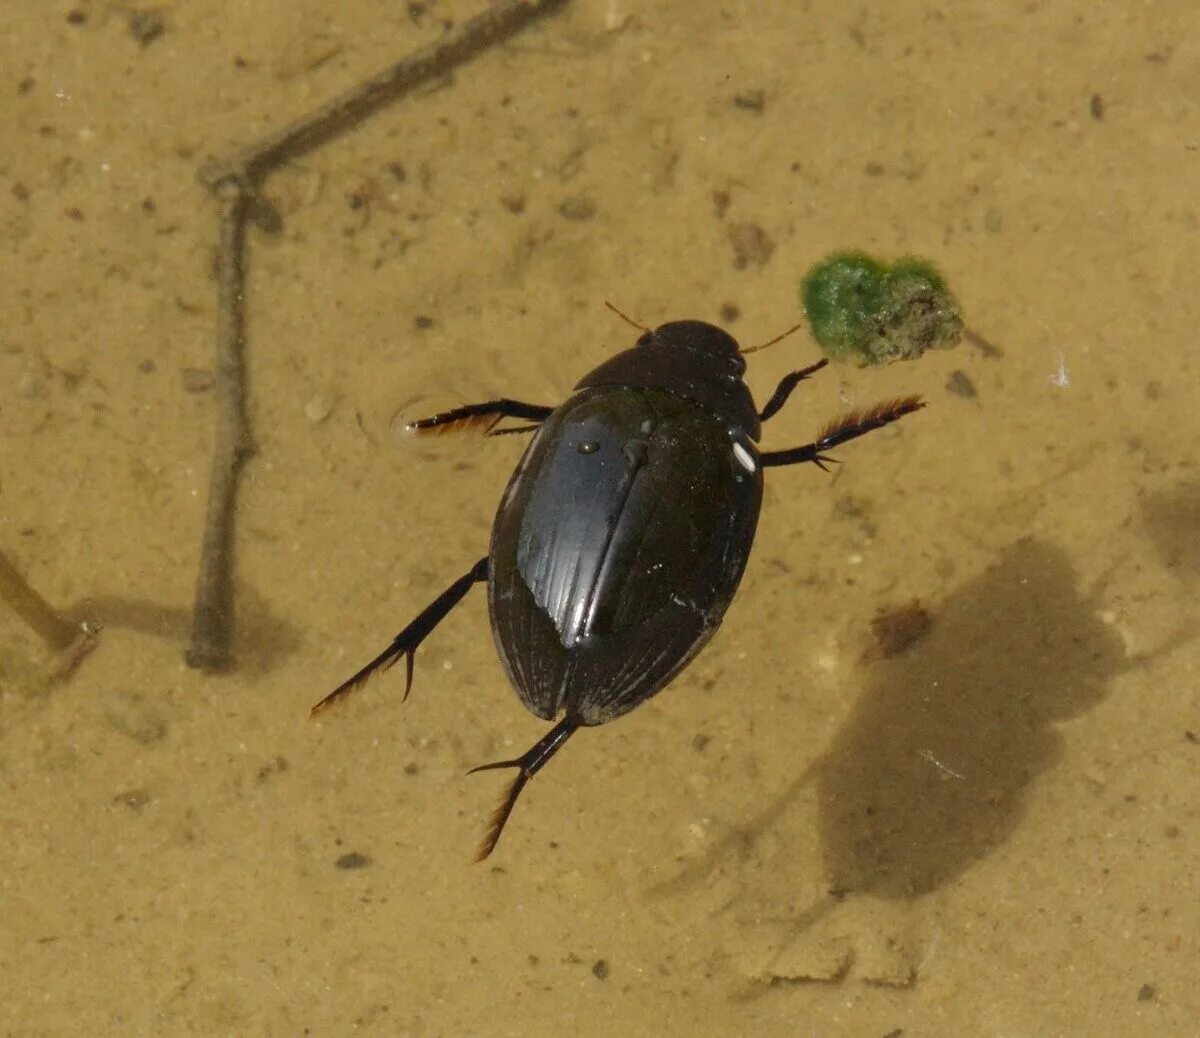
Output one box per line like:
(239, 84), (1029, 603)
(468, 717), (579, 861)
(761, 396), (925, 470)
(311, 557), (489, 717)
(407, 398), (553, 437)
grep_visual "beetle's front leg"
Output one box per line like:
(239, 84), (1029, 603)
(761, 396), (925, 470)
(757, 359), (830, 423)
(408, 398), (554, 438)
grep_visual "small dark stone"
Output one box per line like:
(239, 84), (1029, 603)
(864, 600), (933, 661)
(129, 9), (166, 47)
(864, 161), (886, 176)
(403, 761), (420, 775)
(833, 495), (869, 521)
(558, 196), (597, 221)
(1186, 730), (1198, 744)
(12, 182), (29, 202)
(692, 733), (711, 752)
(64, 207), (85, 222)
(18, 76), (35, 95)
(114, 788), (152, 811)
(499, 194), (526, 214)
(386, 161), (407, 182)
(247, 196), (282, 233)
(414, 314), (435, 330)
(181, 368), (215, 393)
(335, 851), (372, 870)
(256, 756), (289, 783)
(141, 196), (156, 214)
(137, 358), (156, 374)
(719, 302), (740, 323)
(1089, 93), (1105, 121)
(711, 189), (731, 218)
(945, 370), (977, 398)
(106, 694), (169, 745)
(591, 959), (610, 980)
(1137, 983), (1156, 1001)
(727, 222), (774, 270)
(732, 89), (766, 113)
(65, 10), (87, 25)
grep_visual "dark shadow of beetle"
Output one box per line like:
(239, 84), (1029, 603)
(1142, 481), (1200, 583)
(653, 537), (1136, 978)
(814, 536), (1124, 900)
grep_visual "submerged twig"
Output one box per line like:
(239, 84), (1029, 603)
(0, 548), (77, 649)
(198, 0), (568, 191)
(186, 183), (253, 671)
(0, 547), (100, 678)
(186, 0), (566, 671)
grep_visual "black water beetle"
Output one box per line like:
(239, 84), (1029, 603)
(313, 309), (923, 859)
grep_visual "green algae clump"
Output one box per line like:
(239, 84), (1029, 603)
(801, 252), (964, 366)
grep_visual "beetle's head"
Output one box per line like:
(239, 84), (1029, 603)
(579, 309), (763, 437)
(638, 320), (746, 380)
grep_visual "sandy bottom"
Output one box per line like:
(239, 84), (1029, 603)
(2, 1), (1198, 1034)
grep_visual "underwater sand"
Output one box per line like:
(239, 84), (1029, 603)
(1, 1), (1197, 1034)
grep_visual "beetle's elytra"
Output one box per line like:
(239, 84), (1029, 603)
(314, 312), (923, 859)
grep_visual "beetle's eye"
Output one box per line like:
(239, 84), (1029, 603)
(727, 356), (745, 377)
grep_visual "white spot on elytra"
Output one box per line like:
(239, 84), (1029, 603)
(732, 440), (756, 473)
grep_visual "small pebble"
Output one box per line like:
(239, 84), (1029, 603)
(945, 370), (977, 398)
(114, 788), (152, 811)
(591, 959), (610, 980)
(128, 9), (166, 46)
(17, 371), (44, 398)
(732, 88), (766, 112)
(864, 599), (933, 661)
(181, 368), (214, 393)
(558, 196), (597, 221)
(304, 393), (334, 423)
(727, 222), (774, 269)
(335, 851), (372, 870)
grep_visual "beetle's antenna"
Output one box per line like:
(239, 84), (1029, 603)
(740, 321), (806, 355)
(603, 300), (650, 333)
(467, 717), (578, 860)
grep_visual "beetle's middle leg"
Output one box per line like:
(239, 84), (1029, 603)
(761, 396), (925, 470)
(407, 398), (553, 438)
(311, 557), (489, 717)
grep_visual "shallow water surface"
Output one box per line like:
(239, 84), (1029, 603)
(2, 1), (1197, 1034)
